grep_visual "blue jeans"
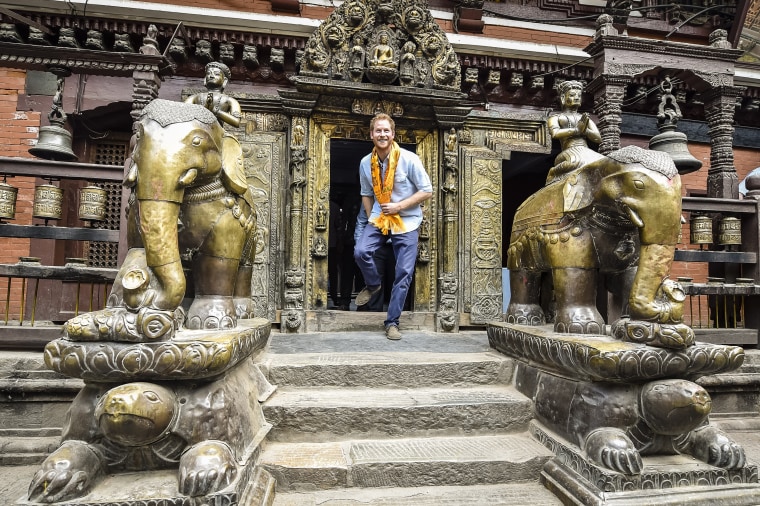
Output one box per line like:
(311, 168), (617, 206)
(354, 223), (418, 328)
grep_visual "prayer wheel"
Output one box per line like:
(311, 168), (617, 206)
(33, 184), (63, 220)
(718, 216), (741, 246)
(689, 214), (712, 245)
(0, 181), (18, 220)
(78, 185), (108, 222)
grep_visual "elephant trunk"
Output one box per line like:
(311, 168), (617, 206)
(628, 243), (679, 322)
(139, 199), (186, 311)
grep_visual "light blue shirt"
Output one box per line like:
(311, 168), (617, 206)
(358, 147), (432, 234)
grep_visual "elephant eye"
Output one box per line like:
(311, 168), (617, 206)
(192, 136), (203, 146)
(144, 391), (160, 402)
(633, 179), (645, 190)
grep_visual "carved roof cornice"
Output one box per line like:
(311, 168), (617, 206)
(0, 41), (173, 76)
(585, 35), (744, 64)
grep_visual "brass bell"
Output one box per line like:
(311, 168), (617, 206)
(648, 77), (702, 175)
(718, 216), (741, 246)
(78, 185), (108, 222)
(33, 183), (63, 221)
(28, 68), (77, 162)
(28, 111), (77, 162)
(0, 180), (18, 220)
(690, 214), (712, 245)
(649, 129), (702, 175)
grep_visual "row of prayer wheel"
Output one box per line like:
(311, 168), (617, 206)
(690, 214), (742, 246)
(0, 181), (107, 222)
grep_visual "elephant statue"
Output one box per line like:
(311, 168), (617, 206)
(64, 99), (257, 342)
(506, 145), (693, 349)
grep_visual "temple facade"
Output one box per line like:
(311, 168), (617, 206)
(0, 0), (759, 336)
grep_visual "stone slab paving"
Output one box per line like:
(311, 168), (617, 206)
(272, 483), (565, 505)
(260, 434), (554, 490)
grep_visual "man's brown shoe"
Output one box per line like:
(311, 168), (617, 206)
(386, 325), (401, 340)
(355, 285), (381, 306)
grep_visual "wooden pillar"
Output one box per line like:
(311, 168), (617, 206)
(703, 85), (744, 199)
(587, 75), (630, 155)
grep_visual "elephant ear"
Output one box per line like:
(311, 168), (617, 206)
(220, 133), (248, 197)
(562, 169), (601, 213)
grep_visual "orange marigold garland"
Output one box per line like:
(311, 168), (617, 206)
(369, 141), (406, 235)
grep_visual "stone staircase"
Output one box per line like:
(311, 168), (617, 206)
(258, 328), (561, 505)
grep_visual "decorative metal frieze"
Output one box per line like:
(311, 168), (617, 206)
(298, 0), (461, 91)
(461, 146), (502, 323)
(488, 322), (744, 382)
(45, 319), (270, 381)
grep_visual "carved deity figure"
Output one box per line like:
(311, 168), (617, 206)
(184, 62), (242, 128)
(545, 80), (604, 184)
(399, 41), (416, 86)
(370, 32), (396, 68)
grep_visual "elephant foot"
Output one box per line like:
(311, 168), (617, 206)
(584, 428), (643, 475)
(553, 306), (605, 335)
(681, 425), (746, 469)
(28, 440), (105, 503)
(611, 317), (695, 349)
(178, 440), (238, 497)
(186, 296), (237, 330)
(234, 296), (256, 319)
(506, 302), (545, 326)
(64, 306), (183, 342)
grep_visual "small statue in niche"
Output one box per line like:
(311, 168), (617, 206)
(185, 61), (242, 128)
(446, 128), (457, 152)
(323, 24), (344, 50)
(369, 31), (397, 69)
(315, 203), (327, 231)
(399, 41), (416, 86)
(292, 121), (305, 147)
(433, 52), (459, 87)
(403, 6), (425, 33)
(302, 39), (329, 74)
(346, 1), (366, 27)
(349, 44), (365, 81)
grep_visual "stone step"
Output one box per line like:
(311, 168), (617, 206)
(265, 351), (513, 388)
(260, 433), (554, 491)
(0, 434), (60, 465)
(263, 385), (533, 442)
(272, 483), (563, 505)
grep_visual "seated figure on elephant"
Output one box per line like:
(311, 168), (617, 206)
(64, 98), (257, 342)
(506, 80), (693, 349)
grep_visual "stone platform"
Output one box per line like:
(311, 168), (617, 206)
(488, 322), (760, 505)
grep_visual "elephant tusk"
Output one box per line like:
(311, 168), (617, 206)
(624, 205), (644, 228)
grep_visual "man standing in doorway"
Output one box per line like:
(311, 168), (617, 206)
(354, 113), (432, 340)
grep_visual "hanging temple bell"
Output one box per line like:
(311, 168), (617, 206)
(28, 67), (77, 162)
(648, 77), (702, 175)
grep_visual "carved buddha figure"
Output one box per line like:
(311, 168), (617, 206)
(370, 32), (397, 68)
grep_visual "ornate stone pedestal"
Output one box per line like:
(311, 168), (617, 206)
(488, 322), (760, 506)
(22, 319), (276, 505)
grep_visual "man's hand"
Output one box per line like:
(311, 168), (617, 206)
(380, 201), (402, 215)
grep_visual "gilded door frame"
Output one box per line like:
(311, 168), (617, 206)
(304, 113), (439, 313)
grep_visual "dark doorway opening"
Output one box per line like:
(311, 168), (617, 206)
(328, 138), (415, 313)
(501, 150), (555, 312)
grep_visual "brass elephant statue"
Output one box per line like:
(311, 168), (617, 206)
(506, 145), (693, 349)
(64, 99), (257, 342)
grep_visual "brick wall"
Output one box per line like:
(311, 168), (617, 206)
(0, 68), (38, 319)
